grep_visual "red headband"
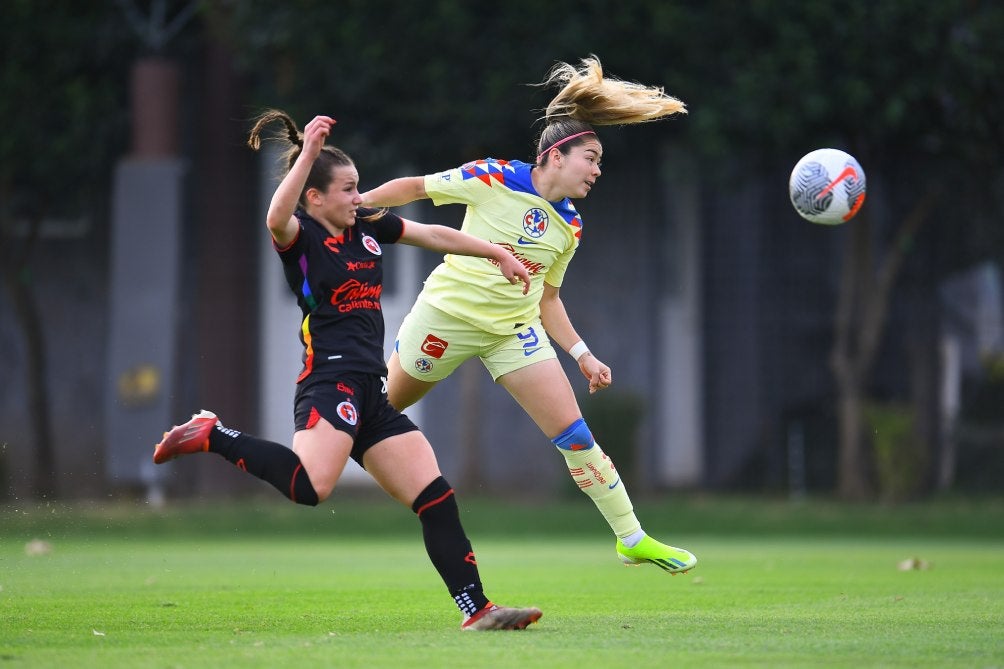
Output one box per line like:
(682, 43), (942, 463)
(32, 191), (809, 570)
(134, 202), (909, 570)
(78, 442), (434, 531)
(536, 130), (597, 163)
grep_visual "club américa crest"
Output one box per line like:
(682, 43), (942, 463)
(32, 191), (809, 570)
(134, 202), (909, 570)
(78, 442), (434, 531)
(523, 208), (548, 238)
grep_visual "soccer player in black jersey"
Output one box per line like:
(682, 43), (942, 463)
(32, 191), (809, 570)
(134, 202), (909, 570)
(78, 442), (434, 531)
(153, 110), (538, 631)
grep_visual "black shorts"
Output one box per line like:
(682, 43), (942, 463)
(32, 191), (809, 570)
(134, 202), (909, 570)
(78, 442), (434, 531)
(293, 371), (419, 466)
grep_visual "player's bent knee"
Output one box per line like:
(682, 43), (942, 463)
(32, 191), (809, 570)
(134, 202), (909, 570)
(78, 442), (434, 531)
(551, 418), (595, 451)
(296, 463), (332, 504)
(309, 478), (334, 503)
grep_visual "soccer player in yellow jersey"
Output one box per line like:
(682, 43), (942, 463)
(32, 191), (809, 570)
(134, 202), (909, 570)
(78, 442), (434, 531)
(362, 56), (698, 575)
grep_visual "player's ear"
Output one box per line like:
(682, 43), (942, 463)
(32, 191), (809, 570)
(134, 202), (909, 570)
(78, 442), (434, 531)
(305, 187), (323, 206)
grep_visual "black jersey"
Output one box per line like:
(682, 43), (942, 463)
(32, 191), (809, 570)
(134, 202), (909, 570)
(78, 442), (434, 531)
(276, 207), (405, 382)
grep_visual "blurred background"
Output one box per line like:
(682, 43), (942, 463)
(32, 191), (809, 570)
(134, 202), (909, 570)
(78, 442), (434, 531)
(1, 0), (1001, 506)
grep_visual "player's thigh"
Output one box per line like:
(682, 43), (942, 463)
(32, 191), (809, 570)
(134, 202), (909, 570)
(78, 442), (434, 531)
(393, 301), (479, 383)
(363, 430), (442, 506)
(291, 418), (354, 500)
(497, 357), (582, 438)
(386, 349), (437, 410)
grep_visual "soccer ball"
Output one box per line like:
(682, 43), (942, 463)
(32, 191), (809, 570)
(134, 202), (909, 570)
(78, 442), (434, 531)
(788, 148), (867, 225)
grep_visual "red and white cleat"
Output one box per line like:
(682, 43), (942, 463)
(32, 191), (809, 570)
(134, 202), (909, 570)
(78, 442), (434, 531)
(152, 410), (218, 464)
(461, 603), (542, 631)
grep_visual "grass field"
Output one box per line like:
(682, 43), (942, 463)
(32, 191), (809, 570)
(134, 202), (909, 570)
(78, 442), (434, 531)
(1, 495), (1002, 668)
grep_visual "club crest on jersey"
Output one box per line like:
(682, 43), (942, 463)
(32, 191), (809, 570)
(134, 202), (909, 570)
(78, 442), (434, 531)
(362, 234), (382, 255)
(336, 401), (358, 426)
(414, 358), (434, 374)
(523, 208), (548, 238)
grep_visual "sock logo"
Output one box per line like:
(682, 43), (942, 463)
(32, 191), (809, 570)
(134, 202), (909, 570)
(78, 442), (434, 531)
(214, 424), (241, 439)
(454, 590), (478, 617)
(235, 458), (247, 472)
(464, 551), (478, 566)
(586, 461), (608, 485)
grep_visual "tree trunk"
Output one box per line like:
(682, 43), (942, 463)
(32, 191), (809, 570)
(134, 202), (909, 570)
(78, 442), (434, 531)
(830, 212), (872, 500)
(0, 214), (56, 499)
(835, 379), (869, 499)
(830, 188), (940, 500)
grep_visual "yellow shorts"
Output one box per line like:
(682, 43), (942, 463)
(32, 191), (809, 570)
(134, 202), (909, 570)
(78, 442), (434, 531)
(394, 301), (557, 382)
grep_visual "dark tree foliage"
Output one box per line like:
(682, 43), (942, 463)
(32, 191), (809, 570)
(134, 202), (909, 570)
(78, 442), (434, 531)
(0, 1), (134, 498)
(220, 0), (693, 176)
(664, 1), (1004, 270)
(221, 0), (1002, 262)
(0, 2), (134, 219)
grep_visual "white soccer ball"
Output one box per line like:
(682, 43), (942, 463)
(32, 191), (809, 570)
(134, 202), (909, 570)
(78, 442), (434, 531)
(788, 148), (867, 225)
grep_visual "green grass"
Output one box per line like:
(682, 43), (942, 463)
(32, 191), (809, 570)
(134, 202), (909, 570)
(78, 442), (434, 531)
(1, 495), (1002, 668)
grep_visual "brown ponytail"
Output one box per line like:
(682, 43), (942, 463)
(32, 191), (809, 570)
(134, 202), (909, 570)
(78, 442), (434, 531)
(247, 109), (354, 207)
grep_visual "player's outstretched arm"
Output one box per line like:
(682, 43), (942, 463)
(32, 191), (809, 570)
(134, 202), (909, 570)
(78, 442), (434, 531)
(361, 176), (427, 208)
(399, 220), (531, 294)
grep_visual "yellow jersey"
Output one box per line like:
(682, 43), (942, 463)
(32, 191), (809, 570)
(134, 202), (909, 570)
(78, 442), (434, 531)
(419, 158), (582, 334)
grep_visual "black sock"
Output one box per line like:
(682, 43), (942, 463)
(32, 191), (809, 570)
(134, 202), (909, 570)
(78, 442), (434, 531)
(412, 476), (490, 617)
(207, 424), (319, 506)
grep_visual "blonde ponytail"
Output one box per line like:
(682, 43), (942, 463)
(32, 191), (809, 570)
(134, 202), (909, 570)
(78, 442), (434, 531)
(541, 55), (686, 126)
(534, 56), (686, 165)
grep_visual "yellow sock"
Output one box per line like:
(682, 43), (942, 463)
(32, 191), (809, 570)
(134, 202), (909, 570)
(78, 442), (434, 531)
(559, 441), (641, 539)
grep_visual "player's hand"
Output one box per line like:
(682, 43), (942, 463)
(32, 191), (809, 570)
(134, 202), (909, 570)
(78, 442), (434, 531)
(579, 354), (611, 394)
(301, 115), (335, 160)
(498, 253), (531, 295)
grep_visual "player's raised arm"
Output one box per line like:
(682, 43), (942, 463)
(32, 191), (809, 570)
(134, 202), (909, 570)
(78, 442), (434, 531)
(247, 111), (336, 246)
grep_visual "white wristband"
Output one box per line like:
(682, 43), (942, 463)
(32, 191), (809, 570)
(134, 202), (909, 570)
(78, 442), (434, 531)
(568, 340), (590, 361)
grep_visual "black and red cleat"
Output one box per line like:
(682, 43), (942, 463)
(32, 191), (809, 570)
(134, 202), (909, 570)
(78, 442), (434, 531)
(153, 410), (218, 464)
(462, 603), (542, 631)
